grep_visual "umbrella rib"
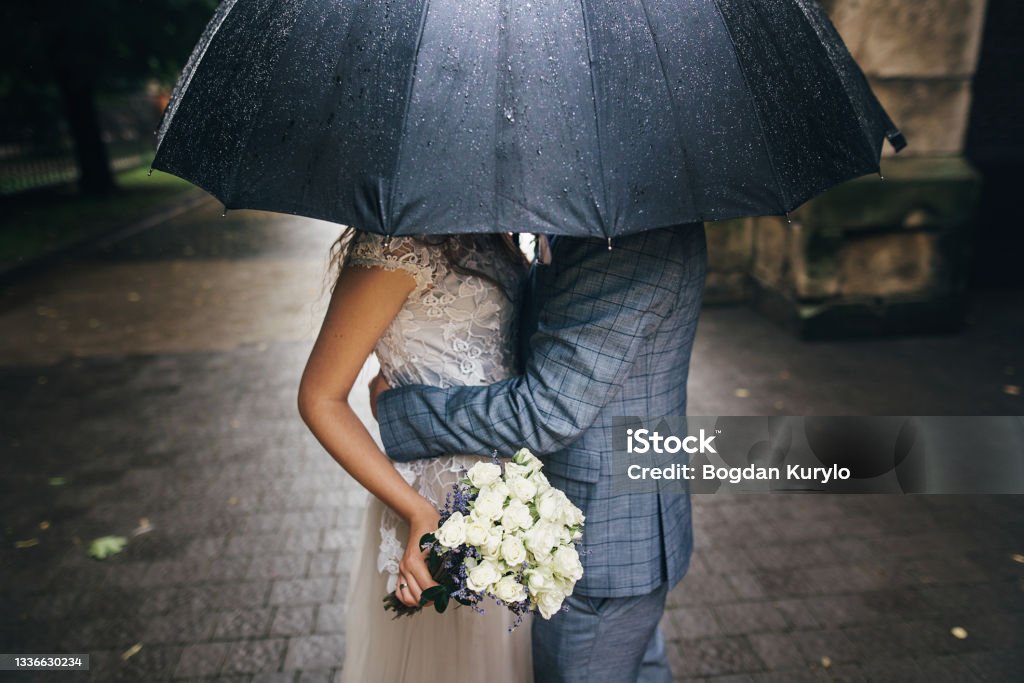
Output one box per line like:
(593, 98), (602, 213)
(225, 0), (307, 209)
(709, 0), (791, 212)
(156, 0), (241, 147)
(635, 0), (701, 221)
(791, 0), (888, 164)
(578, 0), (612, 237)
(387, 0), (433, 237)
(494, 0), (509, 234)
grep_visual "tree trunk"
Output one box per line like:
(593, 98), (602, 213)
(54, 70), (117, 196)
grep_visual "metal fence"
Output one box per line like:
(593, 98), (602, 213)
(0, 91), (162, 196)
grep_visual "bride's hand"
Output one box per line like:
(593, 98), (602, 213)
(396, 508), (441, 607)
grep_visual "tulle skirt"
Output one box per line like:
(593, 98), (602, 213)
(340, 493), (533, 683)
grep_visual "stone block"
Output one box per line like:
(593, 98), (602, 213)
(837, 232), (937, 297)
(751, 156), (980, 338)
(873, 78), (975, 157)
(793, 157), (981, 233)
(707, 218), (755, 271)
(753, 217), (791, 288)
(824, 0), (988, 79)
(790, 223), (842, 299)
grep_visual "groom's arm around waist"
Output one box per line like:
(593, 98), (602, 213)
(377, 228), (690, 461)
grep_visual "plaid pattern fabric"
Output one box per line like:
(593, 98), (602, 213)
(377, 224), (708, 597)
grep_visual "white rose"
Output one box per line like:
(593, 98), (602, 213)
(536, 590), (566, 619)
(547, 488), (570, 515)
(467, 461), (502, 489)
(492, 575), (528, 603)
(552, 545), (583, 581)
(535, 488), (561, 521)
(565, 499), (585, 527)
(499, 534), (527, 566)
(487, 480), (511, 499)
(435, 511), (467, 549)
(472, 487), (507, 521)
(464, 516), (493, 547)
(524, 567), (555, 596)
(524, 522), (559, 560)
(466, 559), (503, 593)
(550, 488), (584, 527)
(504, 462), (530, 480)
(480, 526), (503, 559)
(500, 499), (534, 531)
(507, 475), (538, 503)
(513, 448), (544, 474)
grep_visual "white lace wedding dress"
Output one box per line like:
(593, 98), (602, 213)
(340, 232), (532, 683)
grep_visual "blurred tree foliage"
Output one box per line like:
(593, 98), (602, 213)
(0, 1), (218, 195)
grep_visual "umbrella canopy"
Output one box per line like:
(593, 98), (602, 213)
(153, 0), (906, 239)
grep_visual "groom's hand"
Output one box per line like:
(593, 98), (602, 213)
(368, 372), (392, 420)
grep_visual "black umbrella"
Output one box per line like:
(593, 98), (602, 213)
(153, 0), (906, 239)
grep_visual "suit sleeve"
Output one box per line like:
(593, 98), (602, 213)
(376, 230), (685, 461)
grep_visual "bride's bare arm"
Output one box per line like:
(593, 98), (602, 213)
(298, 264), (438, 605)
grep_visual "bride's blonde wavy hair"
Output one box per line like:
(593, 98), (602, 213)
(327, 229), (527, 299)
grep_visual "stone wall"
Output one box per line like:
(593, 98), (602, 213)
(824, 0), (987, 157)
(706, 0), (989, 338)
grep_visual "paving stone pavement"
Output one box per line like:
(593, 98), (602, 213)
(1, 203), (1021, 682)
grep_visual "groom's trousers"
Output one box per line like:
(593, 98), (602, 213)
(532, 581), (672, 683)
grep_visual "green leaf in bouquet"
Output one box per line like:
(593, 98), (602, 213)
(427, 550), (442, 575)
(434, 591), (450, 613)
(419, 532), (436, 550)
(420, 585), (445, 607)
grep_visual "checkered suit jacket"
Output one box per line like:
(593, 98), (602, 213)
(377, 224), (708, 597)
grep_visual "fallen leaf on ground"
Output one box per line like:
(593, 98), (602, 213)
(1011, 553), (1024, 564)
(131, 518), (153, 537)
(39, 521), (50, 530)
(15, 539), (40, 549)
(820, 656), (832, 669)
(1004, 385), (1021, 396)
(735, 388), (750, 398)
(951, 627), (968, 639)
(48, 477), (68, 486)
(88, 536), (128, 560)
(120, 643), (143, 661)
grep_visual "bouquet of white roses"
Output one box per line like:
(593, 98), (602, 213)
(383, 448), (585, 627)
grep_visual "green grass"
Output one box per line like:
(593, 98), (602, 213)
(0, 164), (198, 270)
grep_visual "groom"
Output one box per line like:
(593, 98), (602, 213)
(372, 224), (707, 682)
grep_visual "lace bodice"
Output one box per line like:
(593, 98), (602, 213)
(348, 232), (524, 389)
(347, 231), (526, 590)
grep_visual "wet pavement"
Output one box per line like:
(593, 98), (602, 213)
(1, 200), (1022, 682)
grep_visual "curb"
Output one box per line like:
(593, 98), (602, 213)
(0, 189), (214, 288)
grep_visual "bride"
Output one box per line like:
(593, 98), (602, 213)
(298, 229), (531, 682)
